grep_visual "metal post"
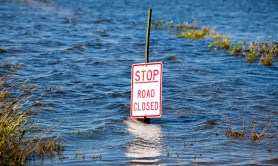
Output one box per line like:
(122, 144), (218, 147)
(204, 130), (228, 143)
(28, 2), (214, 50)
(144, 8), (152, 124)
(145, 8), (152, 64)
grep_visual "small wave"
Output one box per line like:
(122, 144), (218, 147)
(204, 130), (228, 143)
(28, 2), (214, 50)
(65, 44), (86, 51)
(93, 19), (113, 24)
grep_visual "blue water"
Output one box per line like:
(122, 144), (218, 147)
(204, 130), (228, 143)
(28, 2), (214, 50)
(1, 0), (278, 165)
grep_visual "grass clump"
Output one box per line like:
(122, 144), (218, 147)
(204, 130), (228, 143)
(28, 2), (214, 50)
(224, 115), (274, 141)
(151, 20), (278, 66)
(0, 60), (63, 165)
(260, 53), (273, 65)
(151, 20), (174, 29)
(229, 43), (241, 56)
(151, 20), (164, 28)
(151, 20), (195, 29)
(177, 27), (213, 40)
(208, 35), (277, 65)
(176, 21), (199, 30)
(209, 35), (231, 51)
(260, 42), (278, 65)
(247, 42), (259, 61)
(224, 117), (245, 139)
(223, 41), (276, 64)
(151, 20), (215, 39)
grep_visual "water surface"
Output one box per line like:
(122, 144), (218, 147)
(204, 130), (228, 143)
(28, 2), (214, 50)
(0, 0), (278, 165)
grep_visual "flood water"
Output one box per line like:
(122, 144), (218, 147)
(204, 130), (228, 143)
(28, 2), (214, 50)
(1, 0), (278, 165)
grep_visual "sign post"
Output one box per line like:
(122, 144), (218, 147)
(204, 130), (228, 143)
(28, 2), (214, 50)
(130, 8), (162, 123)
(143, 8), (152, 123)
(145, 8), (152, 64)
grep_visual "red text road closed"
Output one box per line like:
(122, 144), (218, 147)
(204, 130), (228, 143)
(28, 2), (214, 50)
(130, 62), (162, 118)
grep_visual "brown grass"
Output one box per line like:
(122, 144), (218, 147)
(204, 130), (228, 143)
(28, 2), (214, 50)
(224, 115), (274, 141)
(0, 60), (63, 165)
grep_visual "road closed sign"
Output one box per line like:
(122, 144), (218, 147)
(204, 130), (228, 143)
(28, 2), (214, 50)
(130, 62), (162, 118)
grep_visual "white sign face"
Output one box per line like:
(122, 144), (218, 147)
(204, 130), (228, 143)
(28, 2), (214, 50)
(130, 62), (162, 118)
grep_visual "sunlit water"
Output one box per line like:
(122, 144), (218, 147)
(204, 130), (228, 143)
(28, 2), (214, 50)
(1, 0), (278, 165)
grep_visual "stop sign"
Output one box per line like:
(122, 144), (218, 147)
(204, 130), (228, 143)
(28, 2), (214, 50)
(130, 62), (162, 118)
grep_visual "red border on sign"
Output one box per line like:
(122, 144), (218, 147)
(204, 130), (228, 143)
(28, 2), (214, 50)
(130, 62), (163, 118)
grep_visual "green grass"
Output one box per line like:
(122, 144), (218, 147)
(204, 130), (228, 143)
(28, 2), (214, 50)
(151, 20), (278, 66)
(177, 27), (211, 40)
(229, 43), (241, 56)
(209, 35), (231, 50)
(260, 53), (273, 65)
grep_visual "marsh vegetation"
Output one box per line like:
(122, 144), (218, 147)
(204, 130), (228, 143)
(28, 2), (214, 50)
(151, 20), (278, 65)
(224, 116), (274, 141)
(0, 60), (63, 165)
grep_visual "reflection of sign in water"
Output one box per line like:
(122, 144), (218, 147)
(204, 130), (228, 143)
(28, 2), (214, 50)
(124, 119), (162, 163)
(130, 62), (163, 118)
